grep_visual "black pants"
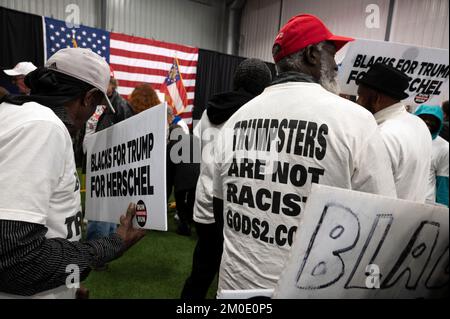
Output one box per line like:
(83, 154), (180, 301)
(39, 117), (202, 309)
(181, 222), (223, 299)
(175, 189), (195, 227)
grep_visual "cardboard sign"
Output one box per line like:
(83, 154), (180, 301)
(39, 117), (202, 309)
(218, 289), (274, 299)
(85, 103), (167, 231)
(274, 184), (449, 298)
(337, 39), (449, 108)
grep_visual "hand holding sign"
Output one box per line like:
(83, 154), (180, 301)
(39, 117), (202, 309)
(116, 203), (147, 253)
(86, 103), (168, 231)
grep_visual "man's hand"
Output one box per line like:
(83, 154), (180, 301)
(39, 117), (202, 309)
(116, 203), (147, 252)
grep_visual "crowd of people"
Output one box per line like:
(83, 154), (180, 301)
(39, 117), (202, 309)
(0, 13), (448, 299)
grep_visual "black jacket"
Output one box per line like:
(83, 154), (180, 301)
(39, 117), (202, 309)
(206, 88), (256, 125)
(440, 121), (449, 142)
(96, 90), (134, 132)
(166, 124), (200, 195)
(78, 91), (133, 168)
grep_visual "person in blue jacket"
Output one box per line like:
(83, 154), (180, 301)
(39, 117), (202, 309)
(415, 105), (449, 207)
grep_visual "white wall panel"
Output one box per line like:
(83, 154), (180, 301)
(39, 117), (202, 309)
(390, 0), (449, 49)
(0, 0), (228, 51)
(239, 0), (391, 62)
(281, 0), (390, 41)
(239, 0), (449, 61)
(239, 0), (281, 62)
(3, 0), (447, 55)
(106, 0), (227, 51)
(0, 0), (101, 27)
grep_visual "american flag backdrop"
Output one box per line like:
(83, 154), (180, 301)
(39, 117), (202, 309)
(44, 17), (198, 125)
(110, 33), (197, 124)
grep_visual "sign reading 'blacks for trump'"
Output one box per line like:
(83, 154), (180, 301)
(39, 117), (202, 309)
(337, 39), (449, 107)
(85, 103), (168, 231)
(275, 185), (449, 299)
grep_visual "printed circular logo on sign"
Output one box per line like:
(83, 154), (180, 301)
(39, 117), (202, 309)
(135, 200), (147, 227)
(414, 94), (430, 104)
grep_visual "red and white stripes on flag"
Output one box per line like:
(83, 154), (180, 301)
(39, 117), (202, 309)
(109, 32), (198, 125)
(160, 58), (189, 115)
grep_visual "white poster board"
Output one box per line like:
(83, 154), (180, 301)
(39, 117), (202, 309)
(274, 184), (449, 299)
(218, 289), (274, 299)
(85, 103), (167, 231)
(337, 39), (449, 108)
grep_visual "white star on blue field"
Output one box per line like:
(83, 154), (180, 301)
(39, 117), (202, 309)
(45, 17), (110, 62)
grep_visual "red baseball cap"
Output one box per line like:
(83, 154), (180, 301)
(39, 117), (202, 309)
(273, 14), (354, 63)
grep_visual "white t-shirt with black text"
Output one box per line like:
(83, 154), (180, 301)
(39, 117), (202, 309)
(212, 82), (397, 292)
(0, 102), (82, 299)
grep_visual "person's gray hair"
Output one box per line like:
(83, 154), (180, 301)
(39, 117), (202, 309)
(275, 42), (326, 73)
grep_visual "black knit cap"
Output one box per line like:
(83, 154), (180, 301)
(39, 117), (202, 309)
(233, 58), (272, 95)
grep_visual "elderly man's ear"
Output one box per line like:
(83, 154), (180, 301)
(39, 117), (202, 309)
(304, 45), (321, 66)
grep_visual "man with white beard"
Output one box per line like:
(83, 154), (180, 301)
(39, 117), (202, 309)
(211, 14), (397, 293)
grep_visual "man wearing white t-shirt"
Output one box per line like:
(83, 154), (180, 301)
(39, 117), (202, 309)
(212, 14), (397, 293)
(0, 48), (145, 298)
(182, 58), (272, 299)
(415, 105), (449, 207)
(356, 63), (432, 203)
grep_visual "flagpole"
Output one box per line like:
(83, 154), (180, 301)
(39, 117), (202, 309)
(174, 55), (189, 115)
(72, 29), (78, 48)
(42, 17), (48, 62)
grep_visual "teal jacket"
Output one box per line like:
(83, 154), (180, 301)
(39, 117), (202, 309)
(415, 105), (444, 140)
(415, 105), (449, 207)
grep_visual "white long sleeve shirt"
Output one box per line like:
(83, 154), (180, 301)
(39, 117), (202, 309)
(374, 103), (432, 203)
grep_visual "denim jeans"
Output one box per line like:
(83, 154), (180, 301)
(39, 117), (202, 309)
(86, 221), (117, 240)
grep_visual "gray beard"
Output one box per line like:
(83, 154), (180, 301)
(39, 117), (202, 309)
(320, 76), (340, 95)
(319, 57), (340, 95)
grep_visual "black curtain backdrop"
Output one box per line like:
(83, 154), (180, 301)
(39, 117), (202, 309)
(0, 6), (44, 93)
(0, 6), (44, 67)
(193, 49), (276, 122)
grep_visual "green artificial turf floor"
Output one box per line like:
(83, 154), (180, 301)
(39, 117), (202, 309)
(79, 172), (217, 299)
